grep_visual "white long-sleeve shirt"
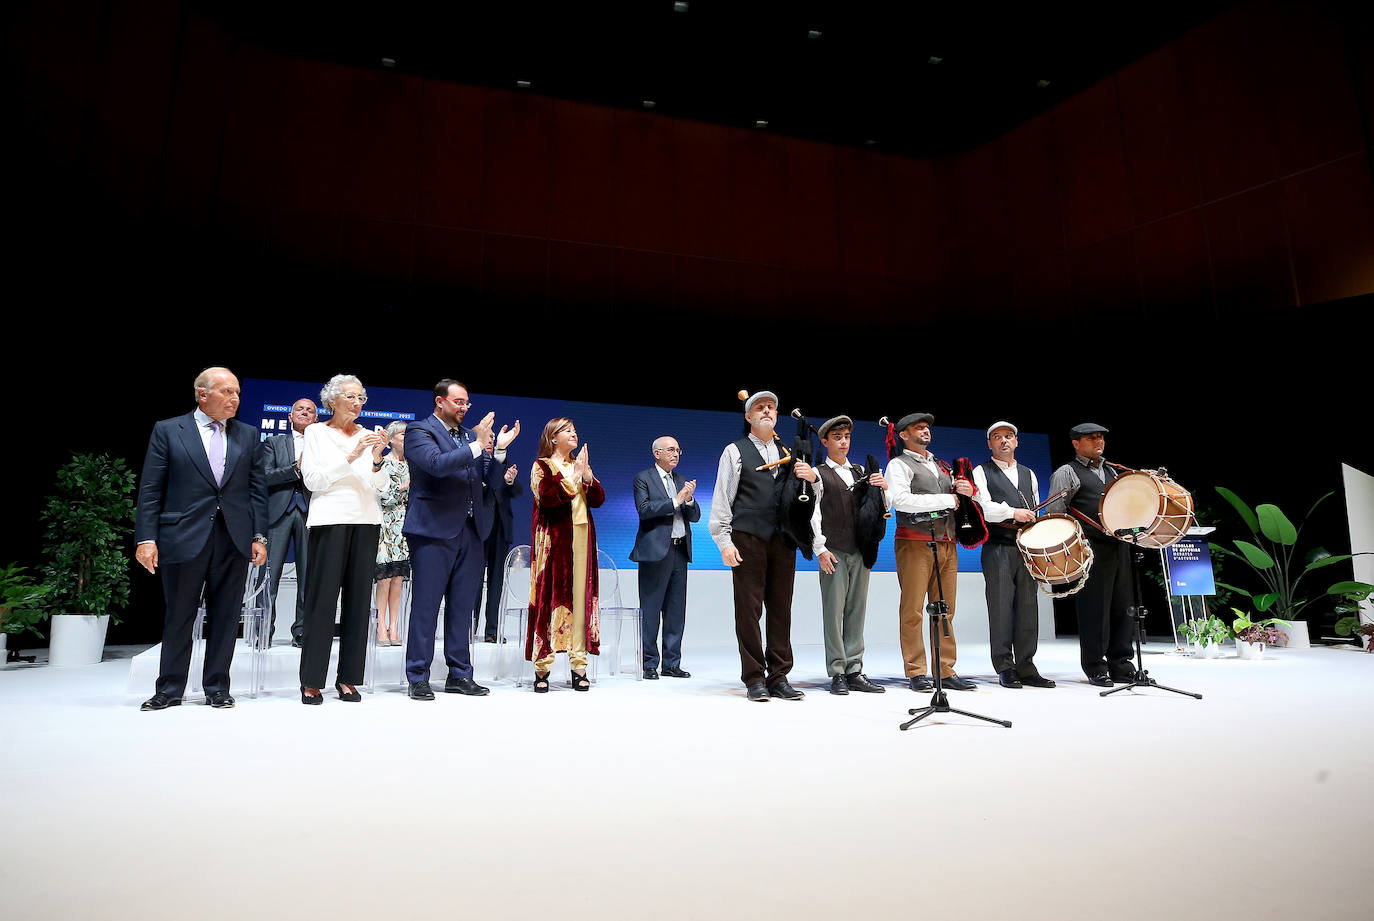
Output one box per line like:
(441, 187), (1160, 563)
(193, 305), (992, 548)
(971, 457), (1040, 523)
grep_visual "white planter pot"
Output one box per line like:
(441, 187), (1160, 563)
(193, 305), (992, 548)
(0, 632), (7, 662)
(1236, 640), (1265, 660)
(1278, 620), (1310, 649)
(1196, 641), (1222, 659)
(48, 614), (109, 666)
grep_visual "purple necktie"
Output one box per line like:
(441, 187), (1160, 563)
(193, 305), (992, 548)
(209, 421), (225, 486)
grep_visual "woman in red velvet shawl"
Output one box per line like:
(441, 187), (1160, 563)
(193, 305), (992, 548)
(527, 417), (605, 692)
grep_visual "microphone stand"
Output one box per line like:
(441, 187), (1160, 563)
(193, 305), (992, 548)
(901, 507), (1011, 731)
(1100, 528), (1202, 700)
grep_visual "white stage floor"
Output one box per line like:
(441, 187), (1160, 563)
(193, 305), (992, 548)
(2, 639), (1371, 921)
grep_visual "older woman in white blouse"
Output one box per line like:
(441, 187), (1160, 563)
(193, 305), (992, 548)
(298, 374), (389, 704)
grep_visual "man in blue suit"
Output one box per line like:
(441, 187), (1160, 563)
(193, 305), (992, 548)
(472, 443), (523, 642)
(403, 379), (519, 699)
(258, 397), (315, 646)
(134, 367), (268, 710)
(631, 436), (699, 679)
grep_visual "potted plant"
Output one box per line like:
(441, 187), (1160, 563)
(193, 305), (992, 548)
(1178, 614), (1229, 658)
(1211, 488), (1374, 649)
(1229, 609), (1289, 660)
(39, 453), (136, 666)
(1333, 584), (1374, 652)
(0, 563), (51, 662)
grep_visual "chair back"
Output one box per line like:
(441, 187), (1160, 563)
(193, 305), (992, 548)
(503, 545), (533, 608)
(596, 548), (621, 609)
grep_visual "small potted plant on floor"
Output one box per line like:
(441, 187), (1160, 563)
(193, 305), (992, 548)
(0, 563), (51, 662)
(1333, 584), (1374, 652)
(1178, 614), (1229, 658)
(1229, 609), (1289, 660)
(39, 453), (135, 666)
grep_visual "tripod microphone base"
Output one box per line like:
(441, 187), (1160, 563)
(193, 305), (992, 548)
(1099, 669), (1202, 699)
(900, 690), (1012, 730)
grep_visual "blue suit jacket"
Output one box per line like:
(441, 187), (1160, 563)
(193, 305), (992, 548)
(482, 456), (525, 542)
(629, 465), (700, 564)
(402, 413), (504, 543)
(134, 411), (268, 564)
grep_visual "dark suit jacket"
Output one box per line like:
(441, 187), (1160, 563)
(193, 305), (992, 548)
(259, 431), (311, 526)
(135, 411), (269, 565)
(482, 456), (525, 542)
(402, 413), (506, 543)
(630, 465), (700, 564)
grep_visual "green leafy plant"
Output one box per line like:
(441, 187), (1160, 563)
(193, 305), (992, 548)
(0, 563), (51, 637)
(1178, 615), (1229, 646)
(1210, 488), (1373, 625)
(1229, 608), (1290, 646)
(40, 453), (136, 623)
(1332, 583), (1374, 652)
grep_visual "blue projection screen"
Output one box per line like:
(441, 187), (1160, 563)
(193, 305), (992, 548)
(245, 379), (1053, 573)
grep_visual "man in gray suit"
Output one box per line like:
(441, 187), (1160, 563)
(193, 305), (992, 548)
(630, 436), (699, 679)
(259, 398), (316, 646)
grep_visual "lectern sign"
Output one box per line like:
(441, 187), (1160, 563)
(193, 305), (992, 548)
(1164, 537), (1216, 596)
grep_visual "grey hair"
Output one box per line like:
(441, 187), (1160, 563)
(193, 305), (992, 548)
(320, 374), (365, 411)
(193, 366), (234, 399)
(385, 420), (407, 437)
(652, 436), (677, 453)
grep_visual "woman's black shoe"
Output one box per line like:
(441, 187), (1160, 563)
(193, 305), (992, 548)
(335, 682), (361, 702)
(571, 671), (590, 691)
(533, 672), (551, 693)
(301, 687), (324, 705)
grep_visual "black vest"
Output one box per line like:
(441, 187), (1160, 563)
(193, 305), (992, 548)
(978, 461), (1033, 545)
(1070, 459), (1117, 541)
(817, 463), (859, 554)
(731, 436), (786, 540)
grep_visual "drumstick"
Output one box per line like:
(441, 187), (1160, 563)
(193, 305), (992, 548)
(1033, 489), (1069, 514)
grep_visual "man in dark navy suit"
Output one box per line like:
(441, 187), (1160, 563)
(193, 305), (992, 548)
(472, 442), (523, 643)
(134, 367), (268, 710)
(630, 436), (699, 679)
(402, 379), (519, 700)
(259, 397), (315, 646)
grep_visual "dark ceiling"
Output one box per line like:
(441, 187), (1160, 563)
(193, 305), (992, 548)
(200, 0), (1236, 157)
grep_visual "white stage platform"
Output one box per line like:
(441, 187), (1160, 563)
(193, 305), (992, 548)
(2, 638), (1372, 921)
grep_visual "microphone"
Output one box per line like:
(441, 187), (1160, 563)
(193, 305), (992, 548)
(1114, 527), (1144, 537)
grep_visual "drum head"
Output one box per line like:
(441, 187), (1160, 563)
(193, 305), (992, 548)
(1018, 516), (1079, 550)
(1101, 473), (1162, 532)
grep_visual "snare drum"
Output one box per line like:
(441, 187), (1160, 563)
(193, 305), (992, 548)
(1099, 471), (1194, 549)
(1016, 514), (1093, 592)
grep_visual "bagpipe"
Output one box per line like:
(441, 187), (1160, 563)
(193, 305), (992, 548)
(783, 406), (889, 568)
(776, 408), (816, 560)
(878, 416), (988, 550)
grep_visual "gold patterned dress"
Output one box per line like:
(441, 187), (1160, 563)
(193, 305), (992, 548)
(526, 456), (605, 671)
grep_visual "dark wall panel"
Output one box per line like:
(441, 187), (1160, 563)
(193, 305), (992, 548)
(482, 91), (553, 237)
(836, 147), (890, 276)
(887, 156), (947, 287)
(1001, 118), (1063, 259)
(549, 241), (615, 312)
(778, 139), (839, 272)
(1134, 210), (1214, 322)
(1268, 4), (1365, 175)
(549, 101), (615, 245)
(611, 110), (675, 253)
(728, 130), (788, 267)
(613, 248), (675, 313)
(1117, 44), (1203, 223)
(217, 47), (284, 212)
(342, 71), (423, 224)
(1204, 184), (1294, 317)
(1053, 78), (1133, 249)
(412, 225), (482, 294)
(273, 58), (353, 217)
(1069, 233), (1141, 324)
(671, 121), (732, 260)
(1282, 156), (1374, 305)
(160, 10), (234, 224)
(415, 81), (487, 230)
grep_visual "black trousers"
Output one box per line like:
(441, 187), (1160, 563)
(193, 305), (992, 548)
(299, 523), (379, 689)
(1076, 538), (1135, 675)
(639, 540), (689, 671)
(266, 504), (308, 642)
(472, 525), (512, 639)
(982, 540), (1041, 676)
(730, 530), (796, 687)
(156, 515), (249, 698)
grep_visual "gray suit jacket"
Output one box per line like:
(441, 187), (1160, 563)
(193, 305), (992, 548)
(259, 431), (311, 526)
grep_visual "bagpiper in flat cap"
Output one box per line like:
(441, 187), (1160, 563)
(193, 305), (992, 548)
(742, 390), (779, 413)
(818, 415), (853, 439)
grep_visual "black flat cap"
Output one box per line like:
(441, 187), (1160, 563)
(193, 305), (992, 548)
(897, 412), (934, 431)
(1070, 422), (1109, 438)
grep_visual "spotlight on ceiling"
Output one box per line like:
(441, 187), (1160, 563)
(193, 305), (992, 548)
(754, 119), (769, 129)
(1036, 79), (1051, 88)
(381, 57), (396, 68)
(643, 99), (657, 109)
(808, 30), (822, 40)
(673, 2), (688, 12)
(516, 80), (532, 89)
(864, 139), (877, 146)
(927, 56), (943, 65)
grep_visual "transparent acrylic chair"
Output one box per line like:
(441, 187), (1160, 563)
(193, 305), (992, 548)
(187, 561), (271, 699)
(595, 549), (643, 682)
(494, 545), (532, 685)
(364, 578), (411, 692)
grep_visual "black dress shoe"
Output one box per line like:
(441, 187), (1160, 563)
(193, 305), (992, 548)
(746, 683), (770, 702)
(1020, 673), (1056, 688)
(1087, 674), (1114, 688)
(301, 686), (324, 705)
(1110, 667), (1139, 684)
(643, 667), (659, 679)
(206, 690), (236, 708)
(660, 665), (692, 678)
(483, 634), (498, 643)
(140, 693), (181, 711)
(846, 673), (886, 693)
(768, 678), (805, 701)
(335, 682), (361, 702)
(998, 670), (1023, 689)
(909, 674), (933, 692)
(290, 639), (302, 649)
(408, 681), (436, 700)
(444, 677), (490, 696)
(830, 674), (850, 695)
(533, 672), (551, 693)
(942, 674), (977, 691)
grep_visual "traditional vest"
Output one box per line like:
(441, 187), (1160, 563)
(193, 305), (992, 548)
(978, 460), (1033, 545)
(731, 436), (786, 540)
(1070, 459), (1117, 541)
(891, 452), (955, 541)
(817, 463), (859, 555)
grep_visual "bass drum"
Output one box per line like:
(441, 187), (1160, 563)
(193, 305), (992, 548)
(1099, 471), (1194, 549)
(1016, 514), (1093, 595)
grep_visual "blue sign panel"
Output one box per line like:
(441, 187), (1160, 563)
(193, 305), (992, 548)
(1165, 536), (1217, 596)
